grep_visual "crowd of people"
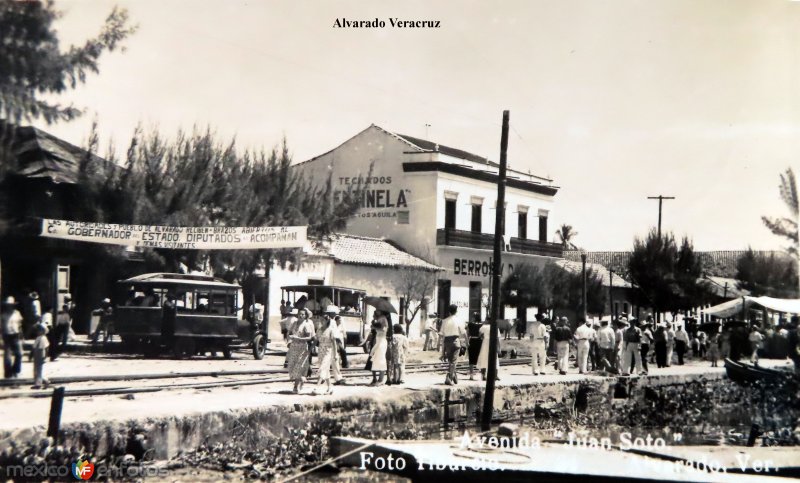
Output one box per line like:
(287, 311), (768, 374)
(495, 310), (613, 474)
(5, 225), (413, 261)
(1, 292), (116, 388)
(281, 299), (800, 393)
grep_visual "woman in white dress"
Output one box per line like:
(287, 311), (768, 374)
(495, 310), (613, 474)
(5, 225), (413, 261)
(314, 316), (336, 395)
(369, 310), (388, 386)
(477, 321), (500, 381)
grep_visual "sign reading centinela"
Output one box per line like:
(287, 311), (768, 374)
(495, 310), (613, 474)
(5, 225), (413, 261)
(40, 219), (307, 250)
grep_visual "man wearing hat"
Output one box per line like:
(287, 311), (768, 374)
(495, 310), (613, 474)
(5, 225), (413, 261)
(51, 303), (72, 360)
(574, 318), (595, 374)
(2, 296), (24, 378)
(528, 313), (549, 375)
(614, 318), (628, 372)
(622, 318), (644, 376)
(596, 319), (616, 373)
(92, 298), (114, 344)
(325, 306), (347, 385)
(423, 312), (439, 351)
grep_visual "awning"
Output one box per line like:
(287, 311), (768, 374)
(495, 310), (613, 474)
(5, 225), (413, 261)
(705, 296), (800, 318)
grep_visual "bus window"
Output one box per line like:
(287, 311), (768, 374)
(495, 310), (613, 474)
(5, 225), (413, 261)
(210, 292), (230, 315)
(196, 291), (211, 312)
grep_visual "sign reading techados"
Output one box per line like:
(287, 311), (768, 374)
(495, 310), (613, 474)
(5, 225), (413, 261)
(40, 219), (307, 250)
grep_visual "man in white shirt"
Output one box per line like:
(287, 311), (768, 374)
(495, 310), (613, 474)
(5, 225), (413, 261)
(440, 304), (468, 385)
(527, 313), (549, 375)
(423, 313), (438, 351)
(2, 296), (24, 379)
(596, 320), (616, 372)
(666, 324), (676, 367)
(674, 325), (689, 365)
(574, 319), (596, 374)
(749, 327), (764, 364)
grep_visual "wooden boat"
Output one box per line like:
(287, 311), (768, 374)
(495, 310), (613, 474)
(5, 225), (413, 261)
(330, 436), (798, 482)
(724, 358), (793, 386)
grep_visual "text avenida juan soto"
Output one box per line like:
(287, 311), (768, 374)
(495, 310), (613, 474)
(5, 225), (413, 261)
(333, 18), (440, 28)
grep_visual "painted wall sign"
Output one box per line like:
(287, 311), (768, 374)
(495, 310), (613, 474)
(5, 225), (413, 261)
(333, 175), (409, 218)
(40, 219), (307, 250)
(453, 257), (513, 277)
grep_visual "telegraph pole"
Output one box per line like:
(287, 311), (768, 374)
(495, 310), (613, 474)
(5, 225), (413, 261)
(481, 110), (509, 431)
(581, 253), (588, 322)
(647, 195), (675, 238)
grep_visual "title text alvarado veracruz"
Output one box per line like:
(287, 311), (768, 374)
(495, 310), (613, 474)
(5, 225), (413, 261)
(333, 18), (440, 28)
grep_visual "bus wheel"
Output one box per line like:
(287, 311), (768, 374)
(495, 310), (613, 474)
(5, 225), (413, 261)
(142, 340), (160, 358)
(222, 347), (232, 360)
(252, 334), (266, 360)
(172, 338), (195, 359)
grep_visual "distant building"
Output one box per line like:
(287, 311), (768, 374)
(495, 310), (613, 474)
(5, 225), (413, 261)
(293, 124), (563, 325)
(0, 124), (141, 333)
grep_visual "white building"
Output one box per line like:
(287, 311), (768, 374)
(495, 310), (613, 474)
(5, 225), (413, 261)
(285, 124), (563, 331)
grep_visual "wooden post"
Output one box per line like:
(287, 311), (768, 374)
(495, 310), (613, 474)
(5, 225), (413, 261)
(47, 387), (65, 443)
(581, 253), (587, 321)
(481, 110), (509, 431)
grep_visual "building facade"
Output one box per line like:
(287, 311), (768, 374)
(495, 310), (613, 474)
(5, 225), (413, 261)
(293, 125), (564, 326)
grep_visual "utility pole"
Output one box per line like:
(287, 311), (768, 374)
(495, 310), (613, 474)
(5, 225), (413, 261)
(481, 110), (509, 431)
(581, 253), (587, 322)
(609, 270), (614, 321)
(647, 195), (675, 238)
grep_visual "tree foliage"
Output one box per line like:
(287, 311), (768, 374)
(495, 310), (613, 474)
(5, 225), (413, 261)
(735, 248), (798, 298)
(628, 229), (705, 315)
(0, 0), (136, 126)
(78, 124), (365, 293)
(555, 224), (578, 249)
(762, 168), (799, 258)
(501, 261), (606, 315)
(391, 244), (438, 333)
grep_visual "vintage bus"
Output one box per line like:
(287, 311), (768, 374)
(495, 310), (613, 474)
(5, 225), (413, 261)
(116, 273), (266, 359)
(280, 285), (367, 345)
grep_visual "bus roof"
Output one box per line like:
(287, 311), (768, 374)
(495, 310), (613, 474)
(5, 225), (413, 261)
(280, 285), (366, 295)
(118, 273), (240, 289)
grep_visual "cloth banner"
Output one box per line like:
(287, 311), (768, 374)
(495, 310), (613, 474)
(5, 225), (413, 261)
(40, 218), (307, 250)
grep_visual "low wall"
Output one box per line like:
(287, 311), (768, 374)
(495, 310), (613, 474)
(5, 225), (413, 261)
(0, 372), (741, 462)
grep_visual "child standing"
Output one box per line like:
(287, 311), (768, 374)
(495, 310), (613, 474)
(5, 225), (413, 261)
(32, 322), (50, 389)
(391, 324), (409, 384)
(707, 332), (721, 367)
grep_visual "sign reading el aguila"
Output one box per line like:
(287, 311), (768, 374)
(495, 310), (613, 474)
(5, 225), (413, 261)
(40, 219), (307, 250)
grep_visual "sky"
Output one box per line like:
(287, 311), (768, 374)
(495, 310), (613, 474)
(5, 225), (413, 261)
(36, 0), (799, 252)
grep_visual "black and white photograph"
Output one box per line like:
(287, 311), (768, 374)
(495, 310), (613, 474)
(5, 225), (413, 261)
(0, 0), (799, 481)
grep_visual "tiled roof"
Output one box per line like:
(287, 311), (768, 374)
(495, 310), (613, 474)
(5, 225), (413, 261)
(307, 234), (443, 271)
(5, 124), (110, 184)
(554, 259), (633, 289)
(702, 276), (750, 298)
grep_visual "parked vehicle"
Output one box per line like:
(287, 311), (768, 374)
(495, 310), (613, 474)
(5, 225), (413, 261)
(116, 273), (266, 359)
(280, 285), (367, 345)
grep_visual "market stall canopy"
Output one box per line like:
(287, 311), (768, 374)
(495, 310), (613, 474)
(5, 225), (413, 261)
(705, 296), (800, 318)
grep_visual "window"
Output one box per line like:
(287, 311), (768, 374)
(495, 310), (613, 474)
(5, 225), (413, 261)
(471, 204), (482, 233)
(437, 279), (451, 316)
(518, 212), (527, 239)
(623, 302), (629, 314)
(469, 282), (482, 322)
(444, 200), (456, 230)
(538, 210), (548, 242)
(397, 210), (409, 224)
